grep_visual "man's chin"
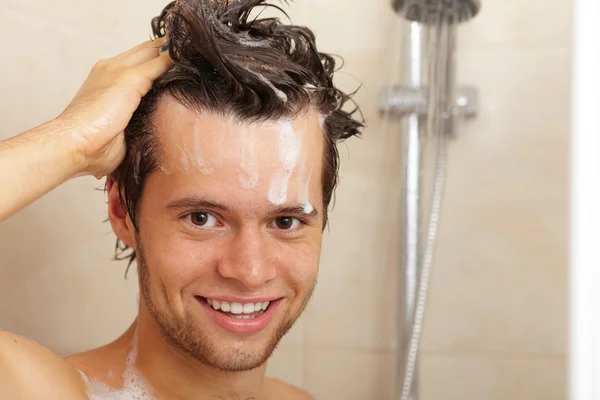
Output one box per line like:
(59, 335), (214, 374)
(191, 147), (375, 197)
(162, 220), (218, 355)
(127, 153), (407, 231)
(193, 341), (277, 372)
(165, 321), (287, 372)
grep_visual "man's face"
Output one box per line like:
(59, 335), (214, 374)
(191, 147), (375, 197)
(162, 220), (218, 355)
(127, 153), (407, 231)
(132, 96), (324, 371)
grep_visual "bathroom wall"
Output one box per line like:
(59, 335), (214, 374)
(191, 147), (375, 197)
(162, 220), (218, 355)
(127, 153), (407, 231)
(0, 0), (569, 399)
(269, 0), (570, 399)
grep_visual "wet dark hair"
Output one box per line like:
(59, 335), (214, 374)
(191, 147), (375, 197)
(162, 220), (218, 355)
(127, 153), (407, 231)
(111, 0), (364, 270)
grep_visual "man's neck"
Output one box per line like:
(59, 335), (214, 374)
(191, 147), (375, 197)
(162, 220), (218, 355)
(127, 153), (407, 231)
(130, 312), (268, 400)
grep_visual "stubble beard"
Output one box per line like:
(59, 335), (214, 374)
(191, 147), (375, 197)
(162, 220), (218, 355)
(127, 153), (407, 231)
(135, 240), (315, 372)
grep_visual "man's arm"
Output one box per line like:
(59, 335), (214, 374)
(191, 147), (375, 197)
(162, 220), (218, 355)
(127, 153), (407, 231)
(0, 331), (88, 400)
(0, 38), (173, 394)
(0, 119), (86, 222)
(0, 38), (173, 223)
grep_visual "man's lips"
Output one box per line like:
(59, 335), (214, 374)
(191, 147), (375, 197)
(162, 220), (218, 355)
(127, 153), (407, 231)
(195, 296), (282, 334)
(199, 296), (275, 315)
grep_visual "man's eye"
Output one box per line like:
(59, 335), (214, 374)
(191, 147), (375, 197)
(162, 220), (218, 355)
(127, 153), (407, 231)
(189, 212), (218, 227)
(273, 216), (300, 231)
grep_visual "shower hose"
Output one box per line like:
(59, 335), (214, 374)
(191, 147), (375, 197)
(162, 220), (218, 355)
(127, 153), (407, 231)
(400, 132), (449, 400)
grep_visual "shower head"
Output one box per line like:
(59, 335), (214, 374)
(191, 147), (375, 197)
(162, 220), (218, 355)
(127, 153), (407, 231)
(392, 0), (481, 24)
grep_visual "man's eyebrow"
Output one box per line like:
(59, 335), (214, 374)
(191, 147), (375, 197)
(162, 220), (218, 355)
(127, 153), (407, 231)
(267, 205), (319, 218)
(166, 196), (318, 218)
(166, 196), (230, 213)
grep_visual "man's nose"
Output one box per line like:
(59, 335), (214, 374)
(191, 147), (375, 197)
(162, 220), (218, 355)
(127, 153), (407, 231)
(217, 227), (277, 290)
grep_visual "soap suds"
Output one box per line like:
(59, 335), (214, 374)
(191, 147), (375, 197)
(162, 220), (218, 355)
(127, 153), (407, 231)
(177, 144), (190, 172)
(318, 113), (327, 128)
(238, 38), (269, 48)
(297, 163), (314, 215)
(293, 119), (314, 214)
(303, 203), (314, 214)
(192, 121), (216, 175)
(81, 331), (156, 400)
(267, 120), (301, 205)
(267, 175), (289, 206)
(238, 127), (260, 189)
(259, 74), (288, 103)
(246, 69), (288, 104)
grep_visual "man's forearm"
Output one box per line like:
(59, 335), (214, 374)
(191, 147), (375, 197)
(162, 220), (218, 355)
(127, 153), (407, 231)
(0, 120), (84, 222)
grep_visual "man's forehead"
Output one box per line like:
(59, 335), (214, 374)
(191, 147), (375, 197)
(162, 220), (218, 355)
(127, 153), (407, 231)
(153, 95), (324, 147)
(145, 95), (325, 214)
(150, 95), (326, 195)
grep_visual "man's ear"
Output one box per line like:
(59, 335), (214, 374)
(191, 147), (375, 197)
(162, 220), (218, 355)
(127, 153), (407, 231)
(107, 178), (136, 249)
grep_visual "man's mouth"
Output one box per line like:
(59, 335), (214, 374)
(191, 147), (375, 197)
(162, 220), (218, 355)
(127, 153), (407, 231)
(198, 297), (272, 320)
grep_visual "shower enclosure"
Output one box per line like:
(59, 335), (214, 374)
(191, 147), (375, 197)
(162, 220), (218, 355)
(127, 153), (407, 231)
(378, 1), (481, 399)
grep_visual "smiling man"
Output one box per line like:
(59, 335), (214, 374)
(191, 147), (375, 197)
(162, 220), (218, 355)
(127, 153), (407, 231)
(112, 101), (324, 370)
(0, 0), (363, 399)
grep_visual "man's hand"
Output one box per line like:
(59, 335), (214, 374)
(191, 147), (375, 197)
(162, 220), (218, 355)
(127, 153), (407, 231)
(58, 38), (173, 178)
(0, 38), (173, 222)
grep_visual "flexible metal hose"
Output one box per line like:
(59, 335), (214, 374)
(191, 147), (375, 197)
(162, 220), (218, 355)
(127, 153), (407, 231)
(400, 133), (449, 400)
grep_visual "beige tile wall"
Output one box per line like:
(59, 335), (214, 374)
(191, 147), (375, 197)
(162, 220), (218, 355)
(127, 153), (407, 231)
(0, 0), (569, 399)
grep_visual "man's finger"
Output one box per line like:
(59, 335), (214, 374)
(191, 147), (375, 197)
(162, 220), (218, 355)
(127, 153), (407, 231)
(112, 38), (165, 63)
(123, 46), (161, 67)
(127, 52), (174, 95)
(135, 51), (174, 82)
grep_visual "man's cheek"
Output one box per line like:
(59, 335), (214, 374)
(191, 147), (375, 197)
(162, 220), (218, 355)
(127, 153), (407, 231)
(287, 258), (319, 284)
(161, 245), (221, 280)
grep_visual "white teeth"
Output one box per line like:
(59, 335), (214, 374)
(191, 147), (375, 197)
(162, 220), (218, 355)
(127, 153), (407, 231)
(205, 298), (272, 314)
(230, 302), (243, 314)
(243, 303), (255, 314)
(231, 310), (265, 319)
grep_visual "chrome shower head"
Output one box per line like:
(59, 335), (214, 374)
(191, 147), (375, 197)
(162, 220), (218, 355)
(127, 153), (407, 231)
(392, 0), (481, 24)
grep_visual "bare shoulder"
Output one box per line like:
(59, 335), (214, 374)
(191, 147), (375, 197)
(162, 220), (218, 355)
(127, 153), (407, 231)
(265, 378), (314, 400)
(0, 330), (88, 400)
